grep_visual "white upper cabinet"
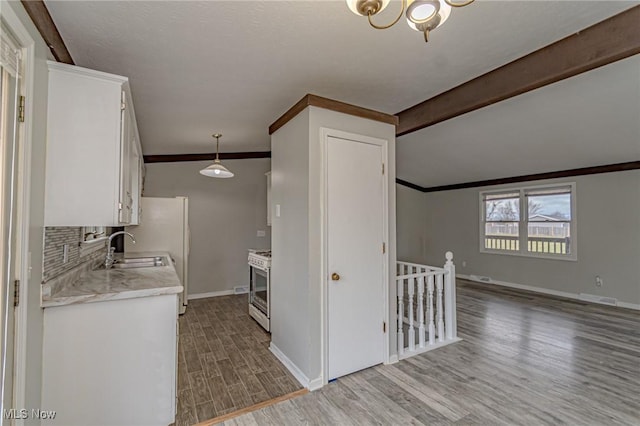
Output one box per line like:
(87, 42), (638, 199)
(44, 61), (143, 226)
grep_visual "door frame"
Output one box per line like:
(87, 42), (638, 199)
(1, 2), (36, 419)
(319, 127), (389, 386)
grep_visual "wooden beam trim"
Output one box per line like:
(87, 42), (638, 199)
(143, 151), (271, 164)
(20, 0), (74, 64)
(414, 161), (640, 193)
(269, 93), (398, 135)
(396, 178), (426, 192)
(396, 6), (640, 136)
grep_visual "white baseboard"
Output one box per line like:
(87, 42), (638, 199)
(307, 377), (324, 391)
(617, 301), (640, 310)
(188, 290), (234, 300)
(269, 343), (322, 390)
(457, 274), (640, 311)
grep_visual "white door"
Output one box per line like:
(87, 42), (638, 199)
(327, 134), (385, 380)
(0, 39), (21, 419)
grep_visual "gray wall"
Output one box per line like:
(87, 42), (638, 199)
(396, 184), (429, 264)
(397, 170), (640, 306)
(144, 159), (271, 296)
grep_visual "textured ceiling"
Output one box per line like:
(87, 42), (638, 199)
(44, 0), (637, 159)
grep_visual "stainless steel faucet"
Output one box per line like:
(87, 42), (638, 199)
(104, 231), (136, 269)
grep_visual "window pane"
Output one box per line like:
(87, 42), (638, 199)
(527, 190), (571, 255)
(528, 224), (571, 254)
(485, 197), (520, 221)
(527, 193), (571, 221)
(484, 222), (519, 251)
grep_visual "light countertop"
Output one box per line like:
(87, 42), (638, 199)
(42, 251), (183, 308)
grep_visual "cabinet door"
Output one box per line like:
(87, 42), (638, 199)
(129, 140), (142, 225)
(118, 93), (133, 224)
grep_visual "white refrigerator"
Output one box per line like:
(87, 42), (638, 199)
(126, 196), (190, 314)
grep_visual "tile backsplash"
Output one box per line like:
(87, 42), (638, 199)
(43, 227), (106, 283)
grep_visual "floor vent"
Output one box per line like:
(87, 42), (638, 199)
(470, 274), (492, 283)
(579, 293), (617, 306)
(234, 286), (249, 295)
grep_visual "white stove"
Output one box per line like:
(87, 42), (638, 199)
(248, 249), (271, 270)
(248, 249), (271, 331)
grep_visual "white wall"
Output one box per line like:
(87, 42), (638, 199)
(307, 107), (397, 376)
(5, 0), (52, 422)
(143, 159), (271, 296)
(270, 109), (311, 379)
(271, 105), (397, 385)
(397, 170), (640, 306)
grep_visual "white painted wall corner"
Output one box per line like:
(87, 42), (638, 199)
(270, 343), (324, 391)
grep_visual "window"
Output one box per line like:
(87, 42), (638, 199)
(480, 183), (576, 260)
(82, 226), (106, 242)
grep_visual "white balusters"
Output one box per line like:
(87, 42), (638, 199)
(407, 277), (415, 352)
(444, 251), (457, 340)
(396, 254), (459, 360)
(436, 274), (445, 343)
(427, 275), (435, 345)
(397, 279), (404, 357)
(418, 275), (425, 348)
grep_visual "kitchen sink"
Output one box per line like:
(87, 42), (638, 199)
(110, 256), (167, 269)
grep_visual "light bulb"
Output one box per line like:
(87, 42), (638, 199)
(214, 169), (220, 175)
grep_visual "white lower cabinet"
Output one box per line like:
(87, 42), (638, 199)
(42, 295), (178, 426)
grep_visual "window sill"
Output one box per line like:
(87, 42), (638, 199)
(79, 236), (108, 257)
(479, 248), (577, 262)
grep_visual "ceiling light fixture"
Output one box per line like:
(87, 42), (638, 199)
(199, 133), (234, 178)
(346, 0), (473, 42)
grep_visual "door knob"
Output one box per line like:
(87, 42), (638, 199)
(331, 273), (340, 281)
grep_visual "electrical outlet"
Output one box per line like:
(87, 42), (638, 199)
(595, 276), (603, 287)
(257, 230), (266, 237)
(62, 244), (69, 264)
(462, 261), (467, 268)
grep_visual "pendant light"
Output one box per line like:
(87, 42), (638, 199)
(346, 0), (473, 42)
(199, 133), (234, 178)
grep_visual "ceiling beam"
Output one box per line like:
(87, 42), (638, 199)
(396, 6), (640, 136)
(269, 94), (398, 135)
(143, 151), (271, 164)
(21, 0), (74, 64)
(397, 161), (640, 193)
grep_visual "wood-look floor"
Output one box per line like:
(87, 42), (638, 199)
(221, 280), (640, 425)
(174, 295), (303, 425)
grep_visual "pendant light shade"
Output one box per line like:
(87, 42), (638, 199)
(199, 133), (234, 178)
(199, 159), (234, 178)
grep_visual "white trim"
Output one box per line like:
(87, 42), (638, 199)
(1, 2), (36, 418)
(46, 60), (128, 84)
(618, 301), (640, 311)
(307, 377), (324, 391)
(457, 274), (640, 311)
(386, 354), (399, 364)
(187, 290), (234, 300)
(319, 128), (390, 387)
(269, 343), (312, 389)
(398, 337), (463, 360)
